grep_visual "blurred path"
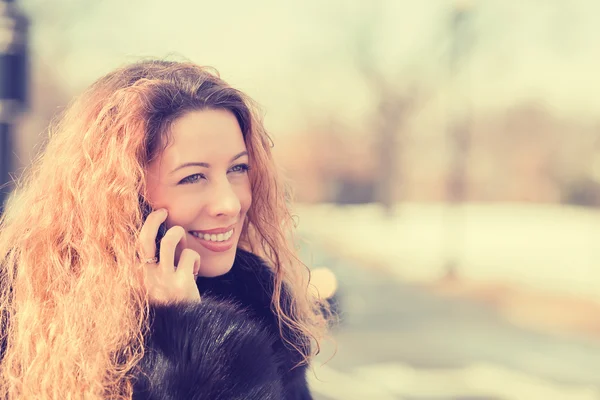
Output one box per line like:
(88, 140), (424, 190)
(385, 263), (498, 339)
(304, 246), (600, 400)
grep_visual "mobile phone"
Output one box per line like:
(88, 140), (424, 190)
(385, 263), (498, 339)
(139, 198), (167, 261)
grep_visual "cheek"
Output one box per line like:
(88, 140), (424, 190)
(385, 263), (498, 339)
(161, 194), (202, 227)
(238, 181), (252, 214)
(168, 200), (201, 222)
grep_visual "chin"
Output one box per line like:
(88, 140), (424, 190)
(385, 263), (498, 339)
(196, 250), (237, 278)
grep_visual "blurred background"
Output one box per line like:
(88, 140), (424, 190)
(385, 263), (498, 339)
(2, 0), (600, 398)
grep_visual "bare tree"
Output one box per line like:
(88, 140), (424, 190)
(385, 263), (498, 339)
(347, 1), (419, 216)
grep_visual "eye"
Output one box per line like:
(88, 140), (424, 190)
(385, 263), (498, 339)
(229, 163), (250, 174)
(179, 173), (206, 185)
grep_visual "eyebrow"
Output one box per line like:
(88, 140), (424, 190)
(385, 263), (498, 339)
(169, 151), (248, 175)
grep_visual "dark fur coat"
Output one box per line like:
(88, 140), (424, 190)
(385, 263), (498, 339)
(132, 249), (312, 400)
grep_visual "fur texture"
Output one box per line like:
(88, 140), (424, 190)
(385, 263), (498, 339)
(132, 250), (312, 399)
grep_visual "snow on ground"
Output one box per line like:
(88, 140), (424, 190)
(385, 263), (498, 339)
(295, 202), (600, 302)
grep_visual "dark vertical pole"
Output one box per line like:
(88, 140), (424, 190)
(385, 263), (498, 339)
(0, 122), (12, 214)
(0, 0), (28, 214)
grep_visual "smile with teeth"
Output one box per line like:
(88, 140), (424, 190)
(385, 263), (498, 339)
(190, 229), (234, 242)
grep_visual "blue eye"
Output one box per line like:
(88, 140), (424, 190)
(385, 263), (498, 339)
(179, 173), (206, 184)
(229, 163), (250, 174)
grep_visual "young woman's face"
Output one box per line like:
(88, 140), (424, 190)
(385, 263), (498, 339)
(146, 109), (252, 277)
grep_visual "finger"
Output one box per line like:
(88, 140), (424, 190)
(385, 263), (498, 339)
(173, 230), (188, 266)
(177, 248), (201, 277)
(158, 225), (186, 271)
(139, 208), (168, 260)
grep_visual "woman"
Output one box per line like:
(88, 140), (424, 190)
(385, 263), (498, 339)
(0, 60), (329, 399)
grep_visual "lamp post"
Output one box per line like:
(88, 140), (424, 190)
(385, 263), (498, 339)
(0, 0), (28, 214)
(444, 0), (474, 279)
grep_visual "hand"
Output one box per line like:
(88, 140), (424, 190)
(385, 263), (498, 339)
(139, 208), (201, 304)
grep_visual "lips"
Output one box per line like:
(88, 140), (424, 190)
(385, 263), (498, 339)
(189, 228), (235, 253)
(190, 229), (234, 242)
(190, 223), (236, 235)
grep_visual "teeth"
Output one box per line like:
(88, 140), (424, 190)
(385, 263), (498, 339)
(192, 229), (234, 242)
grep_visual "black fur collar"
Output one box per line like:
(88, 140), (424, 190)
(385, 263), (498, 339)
(196, 249), (309, 390)
(133, 249), (312, 400)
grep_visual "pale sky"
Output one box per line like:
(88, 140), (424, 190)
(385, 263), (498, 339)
(19, 0), (600, 135)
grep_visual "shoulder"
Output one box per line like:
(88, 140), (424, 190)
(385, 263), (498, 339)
(229, 250), (313, 396)
(133, 299), (284, 400)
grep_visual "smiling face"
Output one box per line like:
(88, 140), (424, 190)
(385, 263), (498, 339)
(146, 108), (252, 277)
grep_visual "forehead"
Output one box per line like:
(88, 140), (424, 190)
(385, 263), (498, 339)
(162, 109), (247, 164)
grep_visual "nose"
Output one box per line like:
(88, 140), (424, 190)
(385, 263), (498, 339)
(206, 179), (241, 218)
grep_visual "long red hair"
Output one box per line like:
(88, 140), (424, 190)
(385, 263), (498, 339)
(0, 60), (329, 399)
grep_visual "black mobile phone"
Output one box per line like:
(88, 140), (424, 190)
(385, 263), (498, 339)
(140, 198), (167, 260)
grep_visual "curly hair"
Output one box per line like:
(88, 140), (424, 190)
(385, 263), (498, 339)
(0, 60), (329, 399)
